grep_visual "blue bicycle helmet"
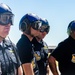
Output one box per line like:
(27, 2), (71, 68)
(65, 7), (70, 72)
(0, 3), (13, 14)
(0, 3), (14, 25)
(67, 20), (75, 35)
(39, 18), (50, 34)
(19, 13), (41, 34)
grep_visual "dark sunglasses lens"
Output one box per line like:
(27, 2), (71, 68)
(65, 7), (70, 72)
(0, 14), (14, 25)
(39, 25), (50, 33)
(45, 27), (50, 33)
(32, 21), (42, 30)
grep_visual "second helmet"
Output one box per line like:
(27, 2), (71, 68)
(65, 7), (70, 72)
(19, 13), (41, 33)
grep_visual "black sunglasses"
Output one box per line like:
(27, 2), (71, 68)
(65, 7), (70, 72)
(39, 25), (50, 33)
(0, 13), (14, 25)
(31, 21), (42, 30)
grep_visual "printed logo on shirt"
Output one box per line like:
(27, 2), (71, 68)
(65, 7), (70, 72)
(9, 50), (14, 53)
(34, 51), (41, 61)
(71, 54), (75, 63)
(31, 58), (36, 68)
(43, 46), (48, 49)
(42, 46), (49, 54)
(6, 47), (17, 64)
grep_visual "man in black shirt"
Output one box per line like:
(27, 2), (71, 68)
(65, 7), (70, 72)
(48, 20), (75, 75)
(32, 18), (50, 75)
(16, 13), (42, 75)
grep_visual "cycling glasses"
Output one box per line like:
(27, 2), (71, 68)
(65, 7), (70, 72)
(31, 21), (42, 30)
(39, 25), (50, 33)
(0, 13), (14, 25)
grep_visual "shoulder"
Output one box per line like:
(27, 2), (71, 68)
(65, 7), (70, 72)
(58, 37), (69, 47)
(4, 39), (15, 46)
(53, 37), (70, 52)
(42, 40), (48, 46)
(17, 35), (31, 46)
(4, 39), (17, 50)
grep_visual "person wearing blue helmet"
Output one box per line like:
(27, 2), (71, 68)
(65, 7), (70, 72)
(0, 3), (23, 75)
(32, 18), (50, 75)
(16, 13), (42, 75)
(48, 20), (75, 75)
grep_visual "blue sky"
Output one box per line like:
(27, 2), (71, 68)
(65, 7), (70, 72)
(1, 0), (75, 46)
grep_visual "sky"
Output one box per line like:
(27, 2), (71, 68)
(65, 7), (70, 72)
(0, 0), (75, 46)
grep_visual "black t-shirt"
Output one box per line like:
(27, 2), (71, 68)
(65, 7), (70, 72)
(16, 34), (39, 75)
(32, 38), (49, 75)
(51, 36), (75, 75)
(0, 39), (21, 75)
(17, 34), (33, 64)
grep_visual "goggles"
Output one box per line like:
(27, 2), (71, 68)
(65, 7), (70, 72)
(31, 21), (42, 30)
(0, 13), (14, 25)
(39, 25), (50, 33)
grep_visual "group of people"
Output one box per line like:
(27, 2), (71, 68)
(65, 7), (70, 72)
(0, 3), (50, 75)
(1, 3), (75, 75)
(17, 13), (50, 75)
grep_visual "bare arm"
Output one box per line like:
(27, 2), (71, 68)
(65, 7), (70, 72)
(18, 65), (23, 75)
(48, 56), (59, 75)
(22, 63), (34, 75)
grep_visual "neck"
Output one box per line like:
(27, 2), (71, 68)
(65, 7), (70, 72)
(23, 32), (33, 41)
(36, 37), (41, 42)
(0, 36), (4, 42)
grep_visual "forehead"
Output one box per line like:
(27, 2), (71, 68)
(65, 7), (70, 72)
(0, 25), (5, 30)
(0, 24), (5, 27)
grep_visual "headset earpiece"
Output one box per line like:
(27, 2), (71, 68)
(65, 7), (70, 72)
(19, 18), (29, 32)
(20, 21), (27, 32)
